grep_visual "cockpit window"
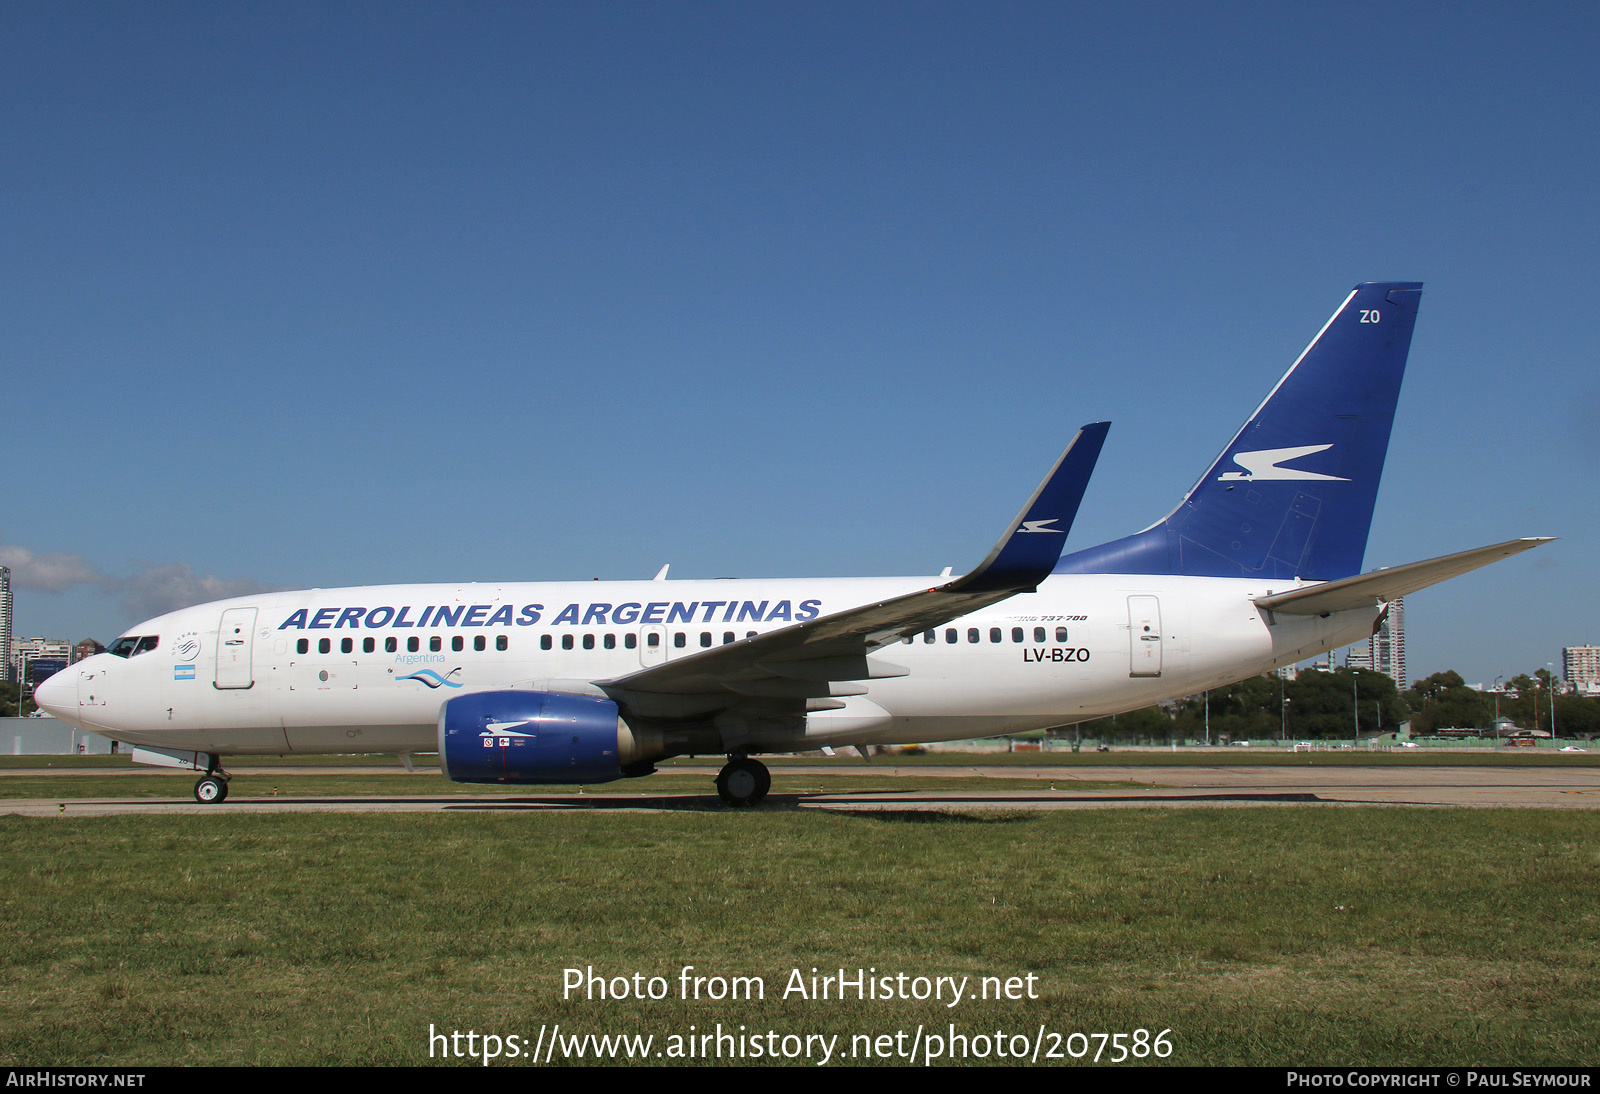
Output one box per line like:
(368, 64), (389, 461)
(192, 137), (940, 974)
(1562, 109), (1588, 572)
(108, 636), (159, 658)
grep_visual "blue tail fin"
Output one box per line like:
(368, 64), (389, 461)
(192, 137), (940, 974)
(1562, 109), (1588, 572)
(1054, 282), (1423, 581)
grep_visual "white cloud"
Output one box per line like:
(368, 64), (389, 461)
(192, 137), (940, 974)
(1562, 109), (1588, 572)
(1, 530), (280, 621)
(113, 562), (277, 621)
(0, 544), (102, 592)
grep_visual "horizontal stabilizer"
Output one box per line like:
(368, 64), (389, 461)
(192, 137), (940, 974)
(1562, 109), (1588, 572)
(1254, 538), (1554, 616)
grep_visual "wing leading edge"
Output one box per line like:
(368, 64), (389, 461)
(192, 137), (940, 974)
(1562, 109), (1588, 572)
(600, 423), (1110, 719)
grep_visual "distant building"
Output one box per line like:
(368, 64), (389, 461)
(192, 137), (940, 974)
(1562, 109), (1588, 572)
(1342, 597), (1405, 687)
(10, 637), (71, 689)
(1373, 597), (1406, 687)
(0, 567), (10, 684)
(1565, 646), (1600, 697)
(73, 638), (104, 663)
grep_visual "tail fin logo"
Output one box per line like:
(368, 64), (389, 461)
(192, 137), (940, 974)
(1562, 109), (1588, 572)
(1217, 444), (1350, 483)
(1017, 519), (1063, 534)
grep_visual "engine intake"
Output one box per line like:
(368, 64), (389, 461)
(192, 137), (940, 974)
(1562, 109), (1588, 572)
(439, 690), (638, 785)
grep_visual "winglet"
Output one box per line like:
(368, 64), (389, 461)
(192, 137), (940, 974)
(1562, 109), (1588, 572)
(950, 422), (1110, 594)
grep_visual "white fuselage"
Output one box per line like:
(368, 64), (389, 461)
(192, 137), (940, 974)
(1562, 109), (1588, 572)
(40, 571), (1377, 759)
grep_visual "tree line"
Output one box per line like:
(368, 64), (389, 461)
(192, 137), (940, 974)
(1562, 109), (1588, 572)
(0, 681), (36, 719)
(1065, 666), (1598, 742)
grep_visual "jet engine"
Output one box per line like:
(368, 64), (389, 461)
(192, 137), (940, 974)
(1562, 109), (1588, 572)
(439, 690), (656, 785)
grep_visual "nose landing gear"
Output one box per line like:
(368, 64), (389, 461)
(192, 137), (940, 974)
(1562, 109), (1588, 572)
(193, 775), (229, 803)
(192, 755), (231, 803)
(715, 756), (770, 806)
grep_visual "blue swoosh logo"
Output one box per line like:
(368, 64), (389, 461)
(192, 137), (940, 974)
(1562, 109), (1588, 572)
(398, 668), (463, 689)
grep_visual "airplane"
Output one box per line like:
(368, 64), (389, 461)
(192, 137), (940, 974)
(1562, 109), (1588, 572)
(34, 281), (1550, 805)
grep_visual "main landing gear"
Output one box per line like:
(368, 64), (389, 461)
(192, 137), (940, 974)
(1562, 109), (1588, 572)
(716, 756), (770, 806)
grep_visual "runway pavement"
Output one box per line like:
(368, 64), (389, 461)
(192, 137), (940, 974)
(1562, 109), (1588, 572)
(3, 762), (1597, 815)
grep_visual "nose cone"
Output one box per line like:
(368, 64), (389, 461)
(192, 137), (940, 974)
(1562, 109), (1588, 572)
(33, 668), (75, 721)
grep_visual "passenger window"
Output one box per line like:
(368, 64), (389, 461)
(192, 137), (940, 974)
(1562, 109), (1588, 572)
(1055, 627), (1068, 642)
(603, 634), (615, 649)
(540, 635), (553, 651)
(474, 635), (486, 652)
(646, 633), (659, 648)
(582, 634), (595, 650)
(699, 632), (712, 648)
(673, 633), (686, 649)
(408, 637), (419, 653)
(723, 632), (734, 645)
(561, 634), (574, 651)
(923, 631), (935, 644)
(362, 637), (374, 653)
(1011, 627), (1023, 643)
(386, 637), (398, 653)
(297, 639), (309, 655)
(946, 628), (957, 644)
(989, 627), (1001, 643)
(1033, 627), (1046, 643)
(430, 636), (442, 652)
(319, 638), (331, 654)
(496, 635), (508, 651)
(968, 628), (979, 643)
(451, 636), (464, 653)
(341, 638), (354, 654)
(745, 631), (757, 639)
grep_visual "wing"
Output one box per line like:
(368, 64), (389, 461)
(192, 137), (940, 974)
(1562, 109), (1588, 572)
(598, 423), (1110, 723)
(1253, 537), (1554, 616)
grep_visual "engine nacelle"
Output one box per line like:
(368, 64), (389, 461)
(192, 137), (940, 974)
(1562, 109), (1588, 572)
(439, 690), (637, 785)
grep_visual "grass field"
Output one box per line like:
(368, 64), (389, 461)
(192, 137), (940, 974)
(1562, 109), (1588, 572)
(1, 807), (1596, 1066)
(0, 769), (1131, 801)
(1, 748), (1593, 807)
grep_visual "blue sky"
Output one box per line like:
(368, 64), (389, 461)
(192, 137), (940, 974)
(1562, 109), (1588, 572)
(4, 2), (1595, 686)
